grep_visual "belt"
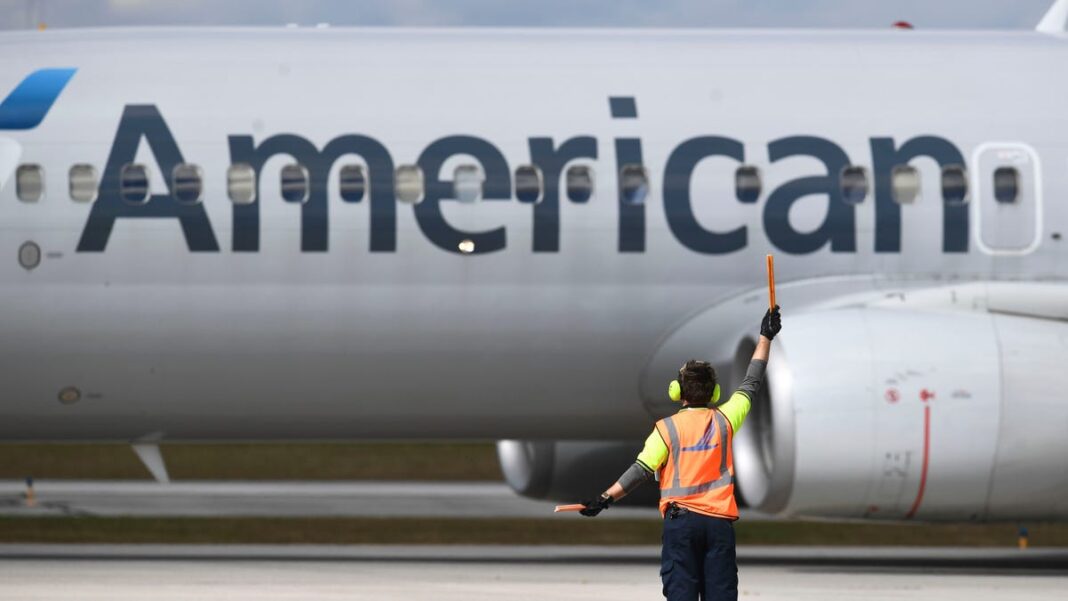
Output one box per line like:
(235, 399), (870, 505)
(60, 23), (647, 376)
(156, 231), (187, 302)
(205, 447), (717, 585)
(667, 502), (689, 519)
(667, 503), (735, 522)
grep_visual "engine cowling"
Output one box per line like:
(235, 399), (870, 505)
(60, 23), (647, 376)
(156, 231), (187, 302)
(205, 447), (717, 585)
(496, 439), (659, 505)
(734, 306), (1068, 521)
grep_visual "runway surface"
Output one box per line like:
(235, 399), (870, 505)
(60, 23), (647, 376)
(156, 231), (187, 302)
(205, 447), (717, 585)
(0, 479), (769, 520)
(0, 480), (683, 519)
(1, 545), (1065, 601)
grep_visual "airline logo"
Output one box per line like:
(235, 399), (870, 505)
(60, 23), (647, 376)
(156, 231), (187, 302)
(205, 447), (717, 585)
(0, 68), (77, 130)
(1, 70), (965, 257)
(77, 101), (974, 256)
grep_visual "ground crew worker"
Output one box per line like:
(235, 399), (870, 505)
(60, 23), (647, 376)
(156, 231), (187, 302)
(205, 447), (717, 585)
(578, 306), (782, 601)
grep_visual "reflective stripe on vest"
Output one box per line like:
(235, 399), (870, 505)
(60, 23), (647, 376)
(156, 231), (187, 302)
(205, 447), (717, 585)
(660, 410), (733, 498)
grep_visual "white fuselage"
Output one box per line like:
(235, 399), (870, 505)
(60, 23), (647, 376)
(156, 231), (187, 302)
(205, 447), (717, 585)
(0, 27), (1064, 449)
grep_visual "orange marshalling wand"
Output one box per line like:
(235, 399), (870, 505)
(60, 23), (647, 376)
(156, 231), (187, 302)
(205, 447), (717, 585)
(766, 254), (776, 311)
(554, 504), (586, 513)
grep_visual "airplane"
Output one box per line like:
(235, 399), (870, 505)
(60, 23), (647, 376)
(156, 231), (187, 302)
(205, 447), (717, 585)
(1, 1), (1067, 523)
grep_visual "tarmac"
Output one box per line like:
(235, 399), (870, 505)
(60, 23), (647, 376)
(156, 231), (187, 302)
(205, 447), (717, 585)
(1, 545), (1066, 601)
(3, 481), (1066, 600)
(0, 479), (776, 519)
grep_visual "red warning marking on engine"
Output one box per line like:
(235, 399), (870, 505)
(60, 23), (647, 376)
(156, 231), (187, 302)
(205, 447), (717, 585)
(884, 388), (900, 403)
(905, 405), (931, 519)
(919, 388), (935, 402)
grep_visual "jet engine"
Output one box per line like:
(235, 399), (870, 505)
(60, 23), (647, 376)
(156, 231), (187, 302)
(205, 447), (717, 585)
(496, 439), (659, 505)
(733, 306), (1068, 521)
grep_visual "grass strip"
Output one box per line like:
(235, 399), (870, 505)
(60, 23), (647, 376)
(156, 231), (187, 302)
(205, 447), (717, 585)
(1, 517), (1064, 546)
(0, 443), (502, 481)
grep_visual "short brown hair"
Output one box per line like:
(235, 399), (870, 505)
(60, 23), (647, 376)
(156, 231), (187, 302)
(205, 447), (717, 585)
(680, 359), (717, 404)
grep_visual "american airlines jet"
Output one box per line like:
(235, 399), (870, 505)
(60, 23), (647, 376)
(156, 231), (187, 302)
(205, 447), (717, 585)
(2, 2), (1067, 523)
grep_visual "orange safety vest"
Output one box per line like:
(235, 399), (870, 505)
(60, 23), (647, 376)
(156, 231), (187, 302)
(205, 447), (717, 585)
(654, 408), (738, 520)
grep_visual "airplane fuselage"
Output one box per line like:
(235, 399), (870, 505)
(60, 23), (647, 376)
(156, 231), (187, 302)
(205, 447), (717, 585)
(1, 27), (1065, 441)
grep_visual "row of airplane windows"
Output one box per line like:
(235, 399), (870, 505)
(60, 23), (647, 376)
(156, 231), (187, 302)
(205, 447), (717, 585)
(11, 161), (1019, 207)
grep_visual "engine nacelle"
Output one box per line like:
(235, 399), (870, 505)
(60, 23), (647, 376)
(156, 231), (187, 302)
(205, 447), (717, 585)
(496, 439), (659, 505)
(735, 306), (1068, 521)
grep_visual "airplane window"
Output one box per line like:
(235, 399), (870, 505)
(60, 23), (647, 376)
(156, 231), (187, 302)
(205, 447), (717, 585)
(941, 165), (968, 205)
(566, 165), (594, 203)
(395, 165), (424, 204)
(453, 165), (483, 203)
(281, 164), (309, 203)
(735, 165), (762, 204)
(840, 166), (869, 205)
(172, 163), (203, 205)
(18, 240), (40, 270)
(514, 165), (543, 204)
(339, 164), (365, 203)
(891, 165), (921, 205)
(16, 164), (44, 202)
(620, 164), (649, 206)
(120, 164), (150, 204)
(993, 166), (1019, 204)
(69, 164), (98, 203)
(228, 163), (256, 205)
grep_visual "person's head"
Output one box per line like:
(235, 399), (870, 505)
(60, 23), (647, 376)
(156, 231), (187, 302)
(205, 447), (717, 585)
(679, 359), (717, 405)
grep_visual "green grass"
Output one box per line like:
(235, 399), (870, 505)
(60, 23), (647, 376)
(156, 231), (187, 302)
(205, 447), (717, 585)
(0, 443), (502, 481)
(1, 517), (1063, 546)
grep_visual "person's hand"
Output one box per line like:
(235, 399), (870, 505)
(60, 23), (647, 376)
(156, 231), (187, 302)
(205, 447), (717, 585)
(579, 494), (614, 517)
(760, 305), (782, 340)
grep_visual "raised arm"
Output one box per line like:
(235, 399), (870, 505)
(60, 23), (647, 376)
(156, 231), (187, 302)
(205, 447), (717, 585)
(717, 306), (781, 434)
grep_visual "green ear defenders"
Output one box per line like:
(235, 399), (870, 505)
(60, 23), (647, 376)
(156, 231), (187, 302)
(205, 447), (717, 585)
(668, 367), (721, 404)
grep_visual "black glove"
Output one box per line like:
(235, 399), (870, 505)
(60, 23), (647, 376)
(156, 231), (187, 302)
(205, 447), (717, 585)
(579, 494), (614, 517)
(760, 305), (782, 340)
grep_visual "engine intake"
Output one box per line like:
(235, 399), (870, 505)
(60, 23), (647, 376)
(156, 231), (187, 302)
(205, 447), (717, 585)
(731, 337), (794, 513)
(732, 306), (1068, 521)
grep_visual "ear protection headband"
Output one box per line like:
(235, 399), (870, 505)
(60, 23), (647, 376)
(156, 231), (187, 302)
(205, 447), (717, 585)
(668, 366), (721, 404)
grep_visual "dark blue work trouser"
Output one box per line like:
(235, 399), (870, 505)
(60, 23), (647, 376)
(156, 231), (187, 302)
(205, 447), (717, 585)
(660, 507), (738, 601)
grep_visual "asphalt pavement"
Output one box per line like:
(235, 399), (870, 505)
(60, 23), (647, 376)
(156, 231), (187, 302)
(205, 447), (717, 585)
(1, 545), (1065, 601)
